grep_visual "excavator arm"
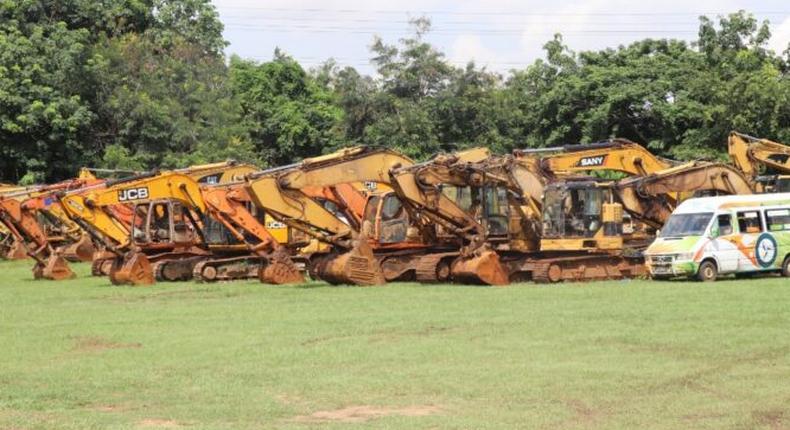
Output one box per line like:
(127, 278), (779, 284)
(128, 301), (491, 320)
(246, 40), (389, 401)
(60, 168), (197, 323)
(246, 147), (417, 246)
(59, 172), (205, 252)
(198, 183), (303, 284)
(616, 161), (754, 228)
(518, 139), (676, 177)
(728, 131), (790, 191)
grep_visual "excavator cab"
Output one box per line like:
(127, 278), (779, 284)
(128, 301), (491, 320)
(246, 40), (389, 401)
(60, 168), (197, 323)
(131, 201), (199, 246)
(541, 181), (624, 251)
(439, 185), (511, 239)
(362, 192), (411, 244)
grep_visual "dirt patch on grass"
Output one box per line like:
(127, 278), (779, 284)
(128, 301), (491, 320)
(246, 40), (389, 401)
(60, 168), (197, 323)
(71, 336), (142, 353)
(302, 325), (461, 346)
(291, 405), (442, 423)
(136, 418), (181, 428)
(753, 409), (788, 430)
(91, 404), (125, 412)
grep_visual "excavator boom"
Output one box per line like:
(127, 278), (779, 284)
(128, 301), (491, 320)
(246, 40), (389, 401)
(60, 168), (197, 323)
(728, 131), (790, 192)
(518, 139), (676, 177)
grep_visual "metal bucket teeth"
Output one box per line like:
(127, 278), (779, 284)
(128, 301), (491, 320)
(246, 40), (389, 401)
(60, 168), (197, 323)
(33, 255), (75, 280)
(260, 249), (304, 285)
(60, 234), (96, 262)
(109, 252), (155, 286)
(451, 250), (509, 286)
(315, 237), (385, 286)
(5, 240), (29, 260)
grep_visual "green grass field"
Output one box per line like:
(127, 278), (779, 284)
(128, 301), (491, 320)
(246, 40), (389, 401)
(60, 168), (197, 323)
(1, 260), (789, 429)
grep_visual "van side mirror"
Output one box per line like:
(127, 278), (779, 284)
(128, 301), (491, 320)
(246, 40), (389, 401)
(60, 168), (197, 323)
(709, 225), (719, 238)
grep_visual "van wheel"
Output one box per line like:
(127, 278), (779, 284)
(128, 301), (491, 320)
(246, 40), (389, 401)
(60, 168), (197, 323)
(782, 256), (790, 277)
(696, 260), (717, 282)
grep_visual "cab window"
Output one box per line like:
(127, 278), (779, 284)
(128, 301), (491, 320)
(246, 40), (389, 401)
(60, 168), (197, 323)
(736, 211), (763, 234)
(716, 214), (733, 236)
(765, 208), (790, 232)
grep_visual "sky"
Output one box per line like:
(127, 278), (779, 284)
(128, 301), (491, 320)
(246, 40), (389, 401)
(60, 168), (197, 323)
(213, 0), (790, 76)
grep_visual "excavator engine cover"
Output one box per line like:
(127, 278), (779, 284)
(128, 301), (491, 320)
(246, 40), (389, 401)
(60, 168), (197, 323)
(109, 252), (155, 285)
(451, 249), (509, 286)
(60, 233), (96, 262)
(33, 255), (75, 280)
(260, 248), (304, 285)
(315, 236), (386, 286)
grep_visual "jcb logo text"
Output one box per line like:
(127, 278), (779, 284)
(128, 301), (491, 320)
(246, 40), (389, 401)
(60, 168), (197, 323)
(118, 187), (150, 202)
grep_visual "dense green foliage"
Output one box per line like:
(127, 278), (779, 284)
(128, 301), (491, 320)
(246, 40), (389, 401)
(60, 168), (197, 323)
(0, 4), (788, 183)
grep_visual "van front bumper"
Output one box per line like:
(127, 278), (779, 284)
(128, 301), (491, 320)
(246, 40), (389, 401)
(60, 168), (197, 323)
(645, 254), (698, 277)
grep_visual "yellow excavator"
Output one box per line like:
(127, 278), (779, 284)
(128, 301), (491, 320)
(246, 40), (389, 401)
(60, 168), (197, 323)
(389, 143), (755, 284)
(728, 131), (790, 192)
(244, 146), (493, 285)
(58, 170), (302, 285)
(81, 161), (262, 276)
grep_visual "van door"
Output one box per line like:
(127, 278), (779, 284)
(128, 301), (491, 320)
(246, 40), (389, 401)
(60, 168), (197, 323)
(735, 210), (764, 272)
(710, 213), (738, 273)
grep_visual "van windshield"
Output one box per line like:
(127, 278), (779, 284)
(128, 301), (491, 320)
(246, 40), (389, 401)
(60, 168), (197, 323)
(660, 212), (713, 238)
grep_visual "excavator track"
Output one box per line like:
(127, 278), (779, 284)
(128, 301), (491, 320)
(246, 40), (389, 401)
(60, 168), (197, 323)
(192, 256), (263, 283)
(152, 256), (207, 282)
(530, 254), (646, 283)
(415, 252), (457, 283)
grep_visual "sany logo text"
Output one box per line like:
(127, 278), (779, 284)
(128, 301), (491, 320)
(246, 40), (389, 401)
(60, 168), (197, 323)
(577, 156), (606, 167)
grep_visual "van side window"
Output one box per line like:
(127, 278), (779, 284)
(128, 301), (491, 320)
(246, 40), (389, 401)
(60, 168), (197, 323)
(717, 214), (733, 236)
(765, 208), (790, 232)
(736, 211), (763, 234)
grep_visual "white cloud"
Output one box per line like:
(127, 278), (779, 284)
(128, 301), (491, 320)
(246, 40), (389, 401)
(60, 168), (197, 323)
(768, 15), (790, 54)
(450, 34), (499, 66)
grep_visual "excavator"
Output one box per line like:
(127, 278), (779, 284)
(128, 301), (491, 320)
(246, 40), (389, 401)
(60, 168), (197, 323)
(83, 161), (262, 276)
(244, 146), (493, 286)
(58, 170), (303, 285)
(0, 184), (31, 259)
(388, 143), (755, 284)
(0, 178), (105, 279)
(728, 131), (790, 192)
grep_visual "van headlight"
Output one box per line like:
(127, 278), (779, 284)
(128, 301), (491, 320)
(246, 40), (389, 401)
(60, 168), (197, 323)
(674, 252), (694, 261)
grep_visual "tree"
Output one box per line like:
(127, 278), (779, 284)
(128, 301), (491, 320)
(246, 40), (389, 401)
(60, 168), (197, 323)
(229, 52), (344, 166)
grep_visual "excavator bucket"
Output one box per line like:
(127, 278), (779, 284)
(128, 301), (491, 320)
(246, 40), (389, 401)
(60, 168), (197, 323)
(451, 249), (510, 286)
(109, 252), (155, 286)
(314, 234), (386, 286)
(260, 248), (305, 285)
(91, 250), (116, 276)
(33, 255), (75, 280)
(60, 233), (96, 262)
(5, 240), (29, 260)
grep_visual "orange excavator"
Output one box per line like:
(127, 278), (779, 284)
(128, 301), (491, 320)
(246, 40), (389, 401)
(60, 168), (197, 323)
(0, 178), (105, 279)
(0, 184), (32, 259)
